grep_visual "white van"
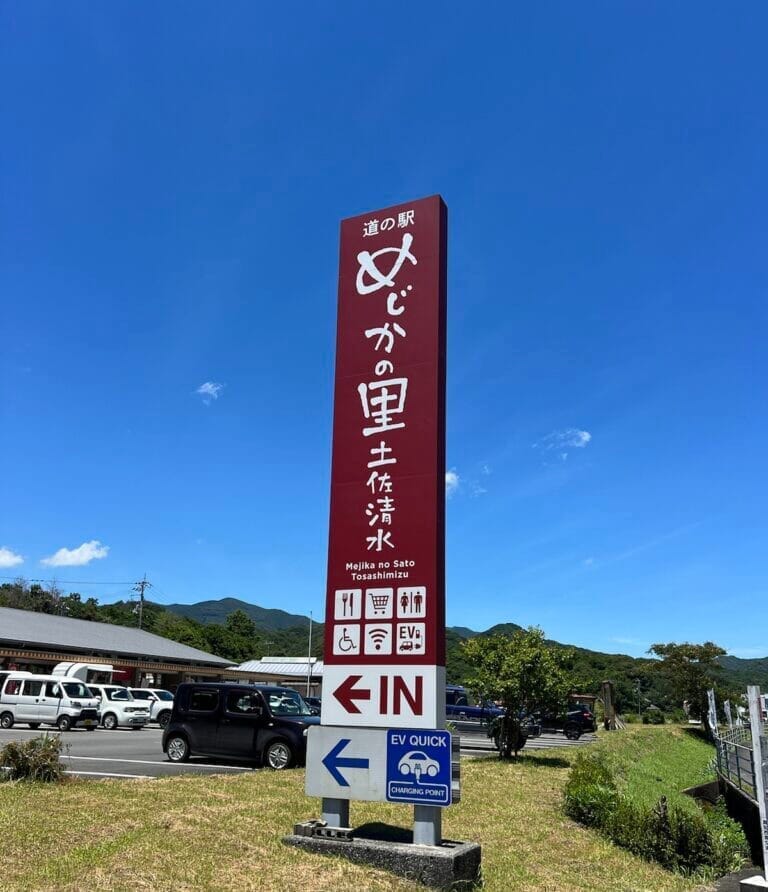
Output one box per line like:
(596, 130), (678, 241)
(128, 688), (175, 727)
(87, 684), (150, 730)
(0, 674), (100, 731)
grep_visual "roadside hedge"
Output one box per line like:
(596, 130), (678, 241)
(563, 749), (746, 877)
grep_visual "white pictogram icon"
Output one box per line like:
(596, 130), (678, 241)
(396, 586), (427, 619)
(334, 589), (362, 621)
(365, 587), (393, 619)
(364, 624), (393, 655)
(396, 622), (425, 655)
(355, 233), (417, 295)
(333, 624), (361, 656)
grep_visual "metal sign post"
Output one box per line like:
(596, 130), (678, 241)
(306, 196), (450, 845)
(748, 686), (768, 885)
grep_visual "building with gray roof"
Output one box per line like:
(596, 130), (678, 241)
(0, 606), (235, 688)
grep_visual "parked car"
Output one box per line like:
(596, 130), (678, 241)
(0, 674), (100, 731)
(128, 688), (174, 727)
(87, 684), (150, 730)
(445, 684), (504, 723)
(304, 696), (321, 716)
(534, 703), (597, 739)
(162, 683), (320, 769)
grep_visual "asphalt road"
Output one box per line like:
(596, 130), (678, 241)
(0, 722), (595, 780)
(0, 726), (258, 779)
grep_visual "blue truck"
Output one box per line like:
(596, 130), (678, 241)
(445, 684), (504, 723)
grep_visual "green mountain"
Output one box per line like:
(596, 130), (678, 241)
(166, 597), (312, 631)
(6, 581), (767, 715)
(716, 655), (768, 687)
(164, 599), (768, 710)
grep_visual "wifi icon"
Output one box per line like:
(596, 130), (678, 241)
(366, 625), (391, 654)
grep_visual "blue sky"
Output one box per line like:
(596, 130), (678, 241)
(1, 4), (765, 658)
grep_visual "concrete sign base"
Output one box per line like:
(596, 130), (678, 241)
(284, 822), (481, 891)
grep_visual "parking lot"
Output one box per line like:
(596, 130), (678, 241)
(0, 726), (257, 779)
(0, 720), (595, 779)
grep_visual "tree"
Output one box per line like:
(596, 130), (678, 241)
(462, 626), (574, 757)
(151, 612), (209, 652)
(648, 641), (727, 734)
(225, 609), (257, 639)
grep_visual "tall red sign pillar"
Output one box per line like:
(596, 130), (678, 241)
(322, 195), (447, 737)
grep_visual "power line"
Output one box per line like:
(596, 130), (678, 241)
(0, 576), (136, 585)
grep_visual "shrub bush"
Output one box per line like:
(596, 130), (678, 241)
(563, 749), (747, 877)
(0, 734), (65, 782)
(642, 710), (666, 725)
(563, 751), (618, 827)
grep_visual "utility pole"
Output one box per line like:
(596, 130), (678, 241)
(133, 574), (152, 630)
(636, 678), (642, 722)
(306, 612), (313, 696)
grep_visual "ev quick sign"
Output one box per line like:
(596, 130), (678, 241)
(386, 729), (452, 806)
(305, 725), (455, 807)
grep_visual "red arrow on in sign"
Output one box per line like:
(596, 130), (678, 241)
(333, 675), (371, 713)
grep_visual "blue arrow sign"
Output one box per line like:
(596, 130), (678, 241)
(322, 738), (369, 786)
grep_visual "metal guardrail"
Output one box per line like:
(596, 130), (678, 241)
(714, 723), (766, 805)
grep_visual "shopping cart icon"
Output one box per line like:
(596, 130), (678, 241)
(371, 594), (390, 612)
(366, 588), (394, 618)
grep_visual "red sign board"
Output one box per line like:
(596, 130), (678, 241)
(322, 196), (447, 727)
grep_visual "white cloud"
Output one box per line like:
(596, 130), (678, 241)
(583, 557), (595, 567)
(445, 469), (460, 497)
(481, 463), (492, 476)
(0, 547), (24, 568)
(564, 429), (592, 448)
(41, 540), (109, 567)
(195, 381), (224, 405)
(533, 428), (592, 461)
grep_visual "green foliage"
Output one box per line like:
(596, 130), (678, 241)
(0, 580), (324, 665)
(563, 735), (747, 877)
(643, 710), (666, 724)
(463, 626), (574, 716)
(3, 581), (767, 708)
(648, 642), (733, 730)
(463, 627), (576, 758)
(563, 750), (618, 827)
(0, 735), (65, 783)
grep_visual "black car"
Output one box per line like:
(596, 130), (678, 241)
(304, 696), (321, 716)
(162, 683), (320, 769)
(535, 703), (597, 739)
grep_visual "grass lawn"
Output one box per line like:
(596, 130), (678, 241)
(595, 723), (717, 814)
(0, 727), (719, 892)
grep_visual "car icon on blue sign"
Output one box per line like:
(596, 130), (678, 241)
(398, 750), (440, 779)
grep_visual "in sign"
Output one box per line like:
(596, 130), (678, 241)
(321, 665), (445, 729)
